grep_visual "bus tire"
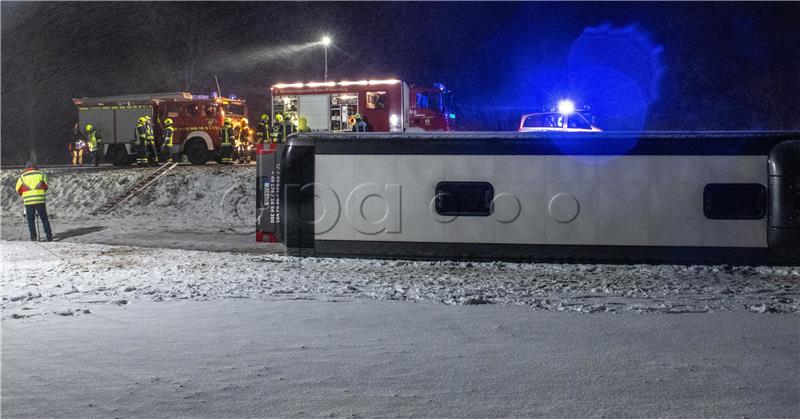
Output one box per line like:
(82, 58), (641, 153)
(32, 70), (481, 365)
(186, 139), (209, 165)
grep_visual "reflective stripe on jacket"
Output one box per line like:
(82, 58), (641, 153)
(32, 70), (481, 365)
(136, 123), (147, 142)
(15, 169), (48, 206)
(163, 127), (174, 147)
(220, 126), (234, 145)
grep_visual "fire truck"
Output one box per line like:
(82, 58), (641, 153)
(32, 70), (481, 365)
(73, 92), (248, 165)
(270, 79), (454, 133)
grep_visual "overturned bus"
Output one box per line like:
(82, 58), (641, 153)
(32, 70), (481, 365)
(256, 132), (800, 264)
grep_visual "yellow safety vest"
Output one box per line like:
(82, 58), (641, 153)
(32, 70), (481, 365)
(88, 130), (101, 151)
(15, 170), (48, 206)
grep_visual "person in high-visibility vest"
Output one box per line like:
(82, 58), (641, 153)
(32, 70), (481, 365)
(219, 117), (234, 164)
(255, 113), (270, 144)
(15, 162), (53, 242)
(162, 118), (178, 163)
(271, 113), (283, 143)
(85, 124), (103, 167)
(236, 118), (252, 164)
(135, 117), (149, 166)
(145, 115), (159, 165)
(297, 117), (310, 132)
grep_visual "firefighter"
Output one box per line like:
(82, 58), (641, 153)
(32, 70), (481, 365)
(85, 124), (103, 167)
(219, 117), (234, 164)
(271, 113), (283, 143)
(353, 113), (367, 132)
(297, 117), (310, 132)
(162, 118), (178, 163)
(278, 112), (294, 142)
(255, 113), (270, 144)
(135, 116), (158, 166)
(15, 162), (53, 242)
(69, 136), (87, 166)
(236, 118), (252, 164)
(145, 115), (159, 166)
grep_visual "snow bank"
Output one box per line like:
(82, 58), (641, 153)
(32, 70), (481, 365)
(1, 166), (254, 231)
(2, 241), (798, 321)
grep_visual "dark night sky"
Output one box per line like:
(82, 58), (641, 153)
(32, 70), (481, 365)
(2, 1), (799, 164)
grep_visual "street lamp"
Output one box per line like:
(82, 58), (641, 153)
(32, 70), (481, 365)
(321, 35), (332, 81)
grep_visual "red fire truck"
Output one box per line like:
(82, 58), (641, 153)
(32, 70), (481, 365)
(73, 92), (248, 165)
(270, 79), (453, 133)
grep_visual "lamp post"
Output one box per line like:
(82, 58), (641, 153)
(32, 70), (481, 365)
(321, 35), (331, 81)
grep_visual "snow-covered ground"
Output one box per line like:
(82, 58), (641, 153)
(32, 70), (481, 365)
(3, 299), (798, 418)
(2, 165), (799, 417)
(2, 241), (799, 321)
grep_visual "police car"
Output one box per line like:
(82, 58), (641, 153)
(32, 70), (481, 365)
(518, 100), (602, 133)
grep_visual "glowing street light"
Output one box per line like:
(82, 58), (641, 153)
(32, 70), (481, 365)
(321, 35), (332, 81)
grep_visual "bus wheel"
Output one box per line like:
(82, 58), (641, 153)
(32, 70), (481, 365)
(186, 139), (209, 165)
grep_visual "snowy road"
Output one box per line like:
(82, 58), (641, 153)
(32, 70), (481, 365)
(3, 299), (798, 418)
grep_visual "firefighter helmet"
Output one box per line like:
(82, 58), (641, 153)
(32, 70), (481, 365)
(85, 124), (93, 132)
(164, 118), (173, 126)
(138, 117), (146, 124)
(274, 114), (283, 122)
(260, 113), (269, 122)
(224, 117), (232, 125)
(144, 115), (151, 120)
(241, 118), (248, 125)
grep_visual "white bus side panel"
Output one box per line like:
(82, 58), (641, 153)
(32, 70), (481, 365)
(314, 154), (767, 248)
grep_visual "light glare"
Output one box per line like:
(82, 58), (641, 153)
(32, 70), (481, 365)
(557, 99), (575, 115)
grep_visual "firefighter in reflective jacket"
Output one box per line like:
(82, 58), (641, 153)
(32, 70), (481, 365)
(219, 117), (234, 164)
(236, 118), (252, 164)
(86, 124), (103, 167)
(15, 162), (53, 242)
(271, 113), (283, 142)
(136, 116), (158, 166)
(255, 113), (270, 144)
(162, 118), (178, 163)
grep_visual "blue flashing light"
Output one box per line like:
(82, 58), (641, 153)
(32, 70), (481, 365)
(448, 113), (456, 119)
(229, 94), (237, 100)
(557, 99), (575, 115)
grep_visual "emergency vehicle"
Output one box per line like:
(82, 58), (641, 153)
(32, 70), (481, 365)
(73, 92), (248, 165)
(518, 100), (602, 133)
(270, 79), (453, 133)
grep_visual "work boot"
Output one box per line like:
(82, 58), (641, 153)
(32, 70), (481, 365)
(47, 237), (53, 242)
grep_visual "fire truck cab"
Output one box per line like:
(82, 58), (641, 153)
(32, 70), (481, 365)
(270, 79), (453, 133)
(73, 92), (248, 165)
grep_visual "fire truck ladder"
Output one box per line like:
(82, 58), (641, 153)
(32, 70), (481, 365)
(89, 163), (178, 216)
